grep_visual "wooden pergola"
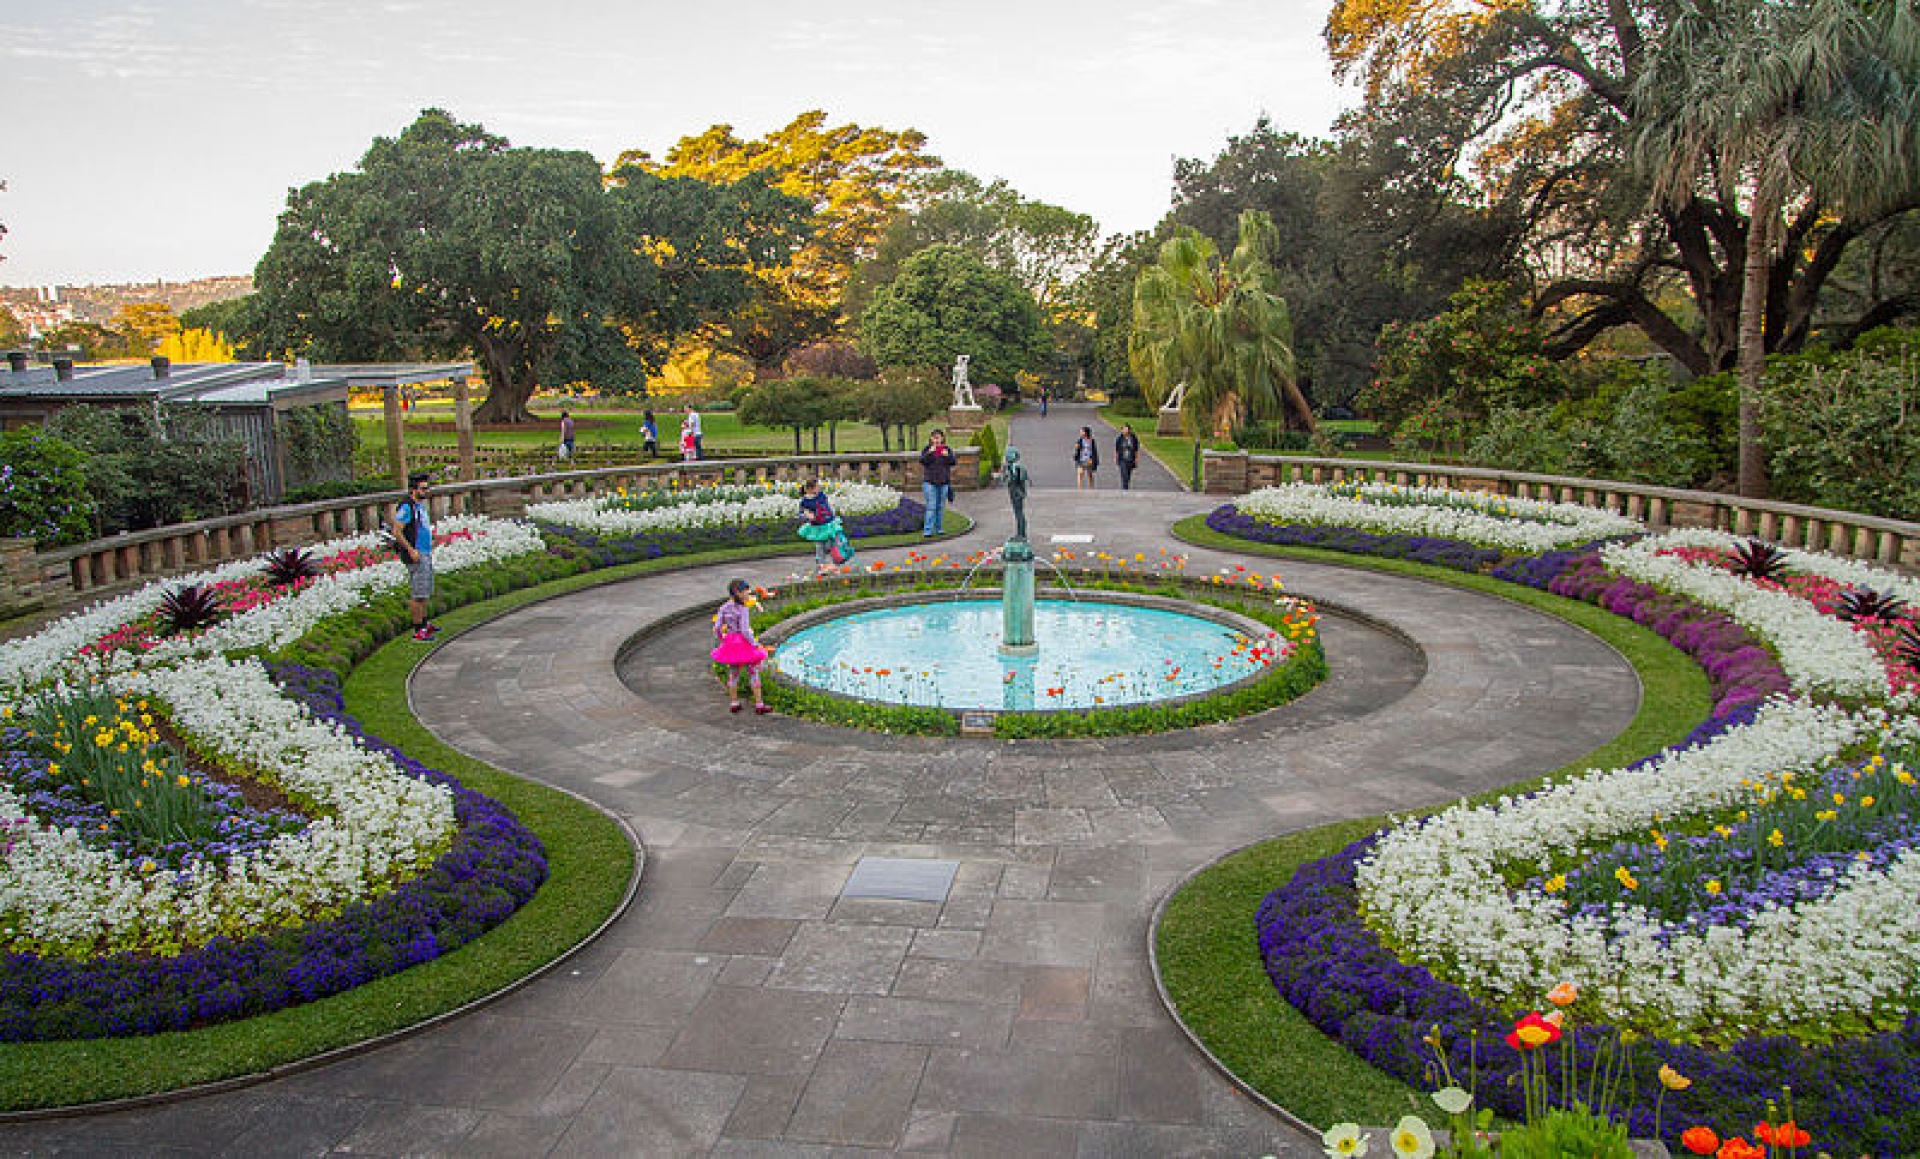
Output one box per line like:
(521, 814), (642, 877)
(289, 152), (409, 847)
(310, 362), (477, 483)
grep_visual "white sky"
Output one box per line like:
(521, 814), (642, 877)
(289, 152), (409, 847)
(0, 0), (1357, 287)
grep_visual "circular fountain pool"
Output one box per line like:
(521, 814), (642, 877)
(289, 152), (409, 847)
(767, 596), (1294, 712)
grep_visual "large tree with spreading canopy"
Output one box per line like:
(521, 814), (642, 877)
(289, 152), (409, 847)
(248, 110), (809, 422)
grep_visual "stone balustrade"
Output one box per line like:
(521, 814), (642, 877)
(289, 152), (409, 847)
(10, 450), (978, 613)
(1202, 451), (1920, 570)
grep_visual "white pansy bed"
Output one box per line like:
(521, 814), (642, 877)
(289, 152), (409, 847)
(0, 516), (547, 959)
(1235, 481), (1643, 553)
(528, 480), (901, 537)
(1350, 521), (1920, 1039)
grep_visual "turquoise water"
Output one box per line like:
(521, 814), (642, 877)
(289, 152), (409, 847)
(769, 598), (1287, 711)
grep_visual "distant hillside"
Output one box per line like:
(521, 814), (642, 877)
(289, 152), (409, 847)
(0, 276), (253, 327)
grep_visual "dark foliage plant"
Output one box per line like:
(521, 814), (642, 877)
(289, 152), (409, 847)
(1900, 621), (1920, 670)
(1836, 586), (1909, 625)
(0, 665), (547, 1042)
(260, 547), (321, 588)
(156, 583), (225, 636)
(1729, 537), (1790, 581)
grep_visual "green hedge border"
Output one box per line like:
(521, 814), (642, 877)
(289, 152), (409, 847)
(0, 517), (968, 1114)
(1153, 514), (1715, 1129)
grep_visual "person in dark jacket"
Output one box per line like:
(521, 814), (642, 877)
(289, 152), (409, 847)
(1115, 426), (1141, 490)
(919, 429), (956, 535)
(1072, 426), (1099, 489)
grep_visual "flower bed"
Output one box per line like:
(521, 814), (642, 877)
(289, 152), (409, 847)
(528, 480), (902, 538)
(1230, 482), (1641, 554)
(1217, 486), (1920, 1155)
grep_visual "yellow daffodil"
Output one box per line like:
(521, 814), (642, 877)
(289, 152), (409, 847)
(1658, 1064), (1691, 1091)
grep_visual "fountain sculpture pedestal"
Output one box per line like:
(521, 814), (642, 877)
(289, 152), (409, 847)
(1000, 537), (1037, 656)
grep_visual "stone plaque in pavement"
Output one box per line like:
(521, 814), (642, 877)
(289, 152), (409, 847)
(842, 856), (960, 902)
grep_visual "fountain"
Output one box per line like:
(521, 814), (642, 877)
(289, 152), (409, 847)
(764, 444), (1307, 716)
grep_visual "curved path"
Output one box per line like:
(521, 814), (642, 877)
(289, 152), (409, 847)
(5, 453), (1640, 1157)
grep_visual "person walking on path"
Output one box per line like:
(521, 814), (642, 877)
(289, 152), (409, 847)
(641, 410), (658, 459)
(1038, 387), (1048, 417)
(918, 429), (956, 535)
(1072, 425), (1100, 489)
(679, 415), (698, 462)
(796, 478), (845, 574)
(710, 578), (771, 714)
(389, 471), (438, 642)
(558, 410), (575, 460)
(1115, 425), (1141, 490)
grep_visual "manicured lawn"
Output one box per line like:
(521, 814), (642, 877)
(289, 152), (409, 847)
(1155, 516), (1715, 1130)
(352, 405), (938, 458)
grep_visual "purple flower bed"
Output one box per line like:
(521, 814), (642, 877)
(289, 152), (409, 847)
(1255, 818), (1920, 1156)
(0, 664), (546, 1042)
(1545, 554), (1791, 717)
(1205, 505), (1508, 572)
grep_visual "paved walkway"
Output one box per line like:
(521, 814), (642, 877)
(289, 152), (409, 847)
(3, 440), (1642, 1157)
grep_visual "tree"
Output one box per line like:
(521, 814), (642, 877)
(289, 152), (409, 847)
(181, 297), (255, 355)
(849, 171), (1100, 321)
(113, 304), (182, 354)
(0, 306), (24, 349)
(734, 375), (848, 454)
(1631, 0), (1920, 497)
(157, 328), (236, 363)
(1363, 279), (1570, 434)
(39, 321), (138, 361)
(625, 111), (940, 371)
(1325, 0), (1920, 386)
(250, 110), (807, 423)
(857, 246), (1050, 386)
(850, 367), (948, 451)
(1128, 211), (1314, 438)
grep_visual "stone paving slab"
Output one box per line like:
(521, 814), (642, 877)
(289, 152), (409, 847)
(3, 478), (1644, 1156)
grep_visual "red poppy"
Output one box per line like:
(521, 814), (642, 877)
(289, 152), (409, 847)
(1717, 1139), (1764, 1159)
(1680, 1127), (1719, 1155)
(1504, 1011), (1561, 1051)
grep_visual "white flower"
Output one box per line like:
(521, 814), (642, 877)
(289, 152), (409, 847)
(529, 481), (900, 537)
(1389, 1115), (1434, 1159)
(1431, 1086), (1473, 1116)
(1323, 1123), (1370, 1157)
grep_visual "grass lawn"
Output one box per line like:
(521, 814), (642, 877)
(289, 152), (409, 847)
(1155, 516), (1714, 1130)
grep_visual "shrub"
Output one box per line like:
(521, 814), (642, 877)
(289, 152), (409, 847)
(1760, 331), (1920, 519)
(0, 429), (95, 546)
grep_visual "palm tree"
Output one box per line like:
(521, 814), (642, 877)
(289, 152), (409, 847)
(1127, 210), (1314, 439)
(1632, 0), (1920, 498)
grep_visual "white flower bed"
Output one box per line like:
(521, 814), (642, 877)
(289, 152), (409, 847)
(1358, 696), (1920, 1035)
(1601, 534), (1889, 699)
(1236, 482), (1641, 552)
(0, 516), (547, 693)
(0, 657), (456, 956)
(528, 481), (901, 537)
(1619, 528), (1920, 606)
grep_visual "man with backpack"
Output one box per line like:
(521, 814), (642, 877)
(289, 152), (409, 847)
(390, 472), (439, 641)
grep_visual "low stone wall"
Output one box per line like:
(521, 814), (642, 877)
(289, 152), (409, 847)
(1200, 452), (1920, 571)
(23, 449), (980, 613)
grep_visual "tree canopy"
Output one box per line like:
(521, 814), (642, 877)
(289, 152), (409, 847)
(248, 109), (809, 422)
(1325, 0), (1920, 379)
(622, 111), (940, 372)
(857, 245), (1050, 385)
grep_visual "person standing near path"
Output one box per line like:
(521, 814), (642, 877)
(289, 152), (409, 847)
(558, 410), (575, 460)
(1114, 425), (1140, 491)
(710, 578), (770, 714)
(918, 429), (956, 536)
(389, 472), (438, 642)
(1072, 426), (1100, 489)
(686, 408), (704, 459)
(641, 410), (659, 459)
(680, 414), (698, 461)
(1038, 387), (1048, 417)
(796, 478), (844, 574)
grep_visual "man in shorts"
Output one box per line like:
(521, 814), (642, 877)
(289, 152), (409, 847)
(391, 471), (438, 641)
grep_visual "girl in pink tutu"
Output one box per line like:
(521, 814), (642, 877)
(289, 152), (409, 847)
(711, 578), (771, 714)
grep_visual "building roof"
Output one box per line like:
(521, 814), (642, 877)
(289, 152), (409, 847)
(0, 359), (352, 408)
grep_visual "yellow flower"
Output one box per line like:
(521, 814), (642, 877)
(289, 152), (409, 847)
(177, 774), (191, 788)
(1658, 1064), (1691, 1091)
(1704, 879), (1723, 896)
(1768, 829), (1785, 848)
(1861, 795), (1875, 807)
(1546, 981), (1579, 1007)
(1614, 866), (1639, 891)
(1542, 874), (1566, 893)
(1834, 792), (1847, 806)
(1816, 809), (1838, 822)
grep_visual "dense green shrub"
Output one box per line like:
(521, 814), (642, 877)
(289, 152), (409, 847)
(0, 429), (95, 546)
(280, 403), (357, 492)
(1469, 363), (1714, 486)
(282, 477), (399, 505)
(46, 405), (247, 535)
(1759, 329), (1919, 518)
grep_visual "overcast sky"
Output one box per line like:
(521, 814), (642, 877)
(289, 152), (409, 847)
(0, 0), (1357, 287)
